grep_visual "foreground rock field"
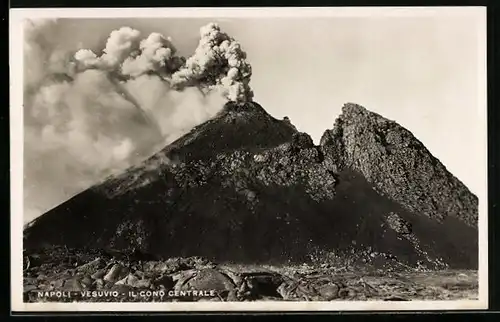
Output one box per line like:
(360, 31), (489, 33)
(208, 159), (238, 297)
(23, 247), (478, 303)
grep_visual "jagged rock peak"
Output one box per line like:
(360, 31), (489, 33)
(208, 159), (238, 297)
(340, 102), (369, 115)
(319, 102), (478, 228)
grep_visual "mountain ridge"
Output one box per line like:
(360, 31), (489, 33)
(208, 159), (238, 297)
(320, 103), (478, 227)
(23, 101), (478, 270)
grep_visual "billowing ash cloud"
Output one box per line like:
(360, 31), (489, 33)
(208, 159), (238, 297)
(170, 22), (253, 104)
(73, 23), (253, 104)
(121, 32), (185, 78)
(24, 20), (251, 222)
(74, 27), (142, 71)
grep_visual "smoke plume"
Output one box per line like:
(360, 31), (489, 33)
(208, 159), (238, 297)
(170, 22), (253, 103)
(74, 27), (142, 71)
(121, 32), (185, 78)
(73, 22), (253, 103)
(23, 20), (252, 222)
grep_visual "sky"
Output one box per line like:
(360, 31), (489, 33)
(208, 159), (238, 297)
(19, 9), (487, 223)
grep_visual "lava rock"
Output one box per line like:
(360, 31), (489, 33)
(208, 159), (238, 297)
(386, 212), (412, 235)
(183, 268), (235, 292)
(103, 264), (122, 283)
(76, 257), (105, 275)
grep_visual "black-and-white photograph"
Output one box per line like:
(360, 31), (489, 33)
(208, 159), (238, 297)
(10, 7), (487, 311)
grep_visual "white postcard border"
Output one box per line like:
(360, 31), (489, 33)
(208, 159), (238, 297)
(10, 6), (488, 312)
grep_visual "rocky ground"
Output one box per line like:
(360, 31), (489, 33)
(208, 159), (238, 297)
(22, 103), (479, 303)
(23, 247), (478, 303)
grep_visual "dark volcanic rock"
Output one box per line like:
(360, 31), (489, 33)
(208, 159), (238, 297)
(24, 101), (478, 270)
(22, 247), (479, 302)
(161, 101), (298, 162)
(76, 257), (105, 275)
(386, 213), (412, 235)
(182, 268), (236, 292)
(320, 103), (478, 228)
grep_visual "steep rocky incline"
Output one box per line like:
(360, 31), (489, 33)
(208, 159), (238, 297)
(160, 101), (299, 162)
(320, 103), (478, 228)
(23, 101), (479, 270)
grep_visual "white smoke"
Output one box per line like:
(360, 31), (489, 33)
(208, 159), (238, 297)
(23, 19), (75, 91)
(23, 20), (249, 223)
(74, 27), (142, 71)
(73, 22), (253, 103)
(121, 32), (184, 78)
(170, 22), (253, 103)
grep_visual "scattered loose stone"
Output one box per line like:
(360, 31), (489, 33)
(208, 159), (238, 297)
(95, 278), (104, 289)
(81, 276), (94, 288)
(172, 269), (198, 289)
(184, 268), (236, 292)
(61, 277), (83, 292)
(103, 264), (122, 283)
(22, 247), (479, 302)
(315, 283), (340, 300)
(36, 274), (47, 281)
(91, 269), (106, 280)
(154, 274), (175, 290)
(24, 284), (38, 292)
(51, 279), (65, 289)
(77, 258), (105, 274)
(135, 278), (152, 289)
(124, 274), (139, 287)
(115, 275), (129, 286)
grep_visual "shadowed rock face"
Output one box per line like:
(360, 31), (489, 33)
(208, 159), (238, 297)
(23, 102), (479, 270)
(320, 103), (478, 228)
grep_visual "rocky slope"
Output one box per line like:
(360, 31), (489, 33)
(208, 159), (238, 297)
(23, 102), (479, 271)
(320, 104), (478, 227)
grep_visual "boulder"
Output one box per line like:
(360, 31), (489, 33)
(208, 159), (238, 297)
(183, 269), (236, 292)
(76, 257), (105, 274)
